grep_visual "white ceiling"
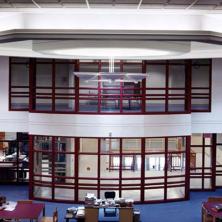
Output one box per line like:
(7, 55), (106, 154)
(0, 0), (222, 9)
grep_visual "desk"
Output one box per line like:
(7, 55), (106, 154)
(202, 202), (222, 222)
(0, 202), (45, 221)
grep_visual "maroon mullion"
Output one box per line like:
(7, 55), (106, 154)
(52, 137), (55, 200)
(9, 57), (12, 110)
(185, 136), (190, 200)
(98, 61), (102, 113)
(98, 139), (101, 199)
(209, 59), (212, 112)
(202, 135), (205, 190)
(29, 135), (34, 199)
(75, 76), (79, 113)
(141, 138), (145, 202)
(75, 138), (79, 202)
(212, 134), (216, 190)
(119, 138), (122, 197)
(52, 60), (55, 112)
(120, 61), (123, 113)
(74, 60), (79, 113)
(29, 58), (36, 111)
(164, 137), (168, 200)
(142, 61), (146, 114)
(165, 61), (169, 113)
(185, 60), (192, 113)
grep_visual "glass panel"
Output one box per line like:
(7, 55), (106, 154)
(190, 178), (202, 189)
(36, 98), (52, 111)
(168, 65), (185, 88)
(146, 65), (166, 88)
(100, 139), (120, 154)
(54, 188), (74, 200)
(11, 97), (29, 110)
(168, 137), (185, 152)
(79, 155), (98, 178)
(167, 187), (185, 199)
(54, 153), (75, 178)
(146, 100), (165, 112)
(145, 138), (165, 153)
(101, 100), (120, 112)
(100, 155), (119, 178)
(80, 138), (98, 153)
(34, 136), (52, 151)
(11, 64), (29, 86)
(122, 155), (141, 176)
(191, 134), (203, 145)
(217, 134), (222, 143)
(55, 137), (75, 153)
(145, 188), (164, 201)
(121, 190), (140, 201)
(34, 186), (52, 199)
(122, 139), (141, 153)
(36, 64), (52, 87)
(168, 99), (185, 112)
(192, 66), (210, 88)
(34, 152), (52, 177)
(79, 99), (98, 112)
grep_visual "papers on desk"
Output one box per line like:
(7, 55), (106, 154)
(3, 201), (16, 211)
(76, 206), (85, 218)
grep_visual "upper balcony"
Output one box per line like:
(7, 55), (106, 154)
(9, 58), (211, 115)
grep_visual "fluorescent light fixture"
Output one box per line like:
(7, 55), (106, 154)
(53, 48), (171, 58)
(74, 72), (148, 83)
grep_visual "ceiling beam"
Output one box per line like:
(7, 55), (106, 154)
(85, 0), (90, 9)
(186, 0), (199, 10)
(31, 0), (41, 8)
(137, 0), (143, 9)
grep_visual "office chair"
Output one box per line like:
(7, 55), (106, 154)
(104, 191), (116, 200)
(104, 191), (117, 217)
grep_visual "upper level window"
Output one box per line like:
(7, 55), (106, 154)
(9, 58), (212, 114)
(191, 59), (211, 112)
(10, 58), (29, 110)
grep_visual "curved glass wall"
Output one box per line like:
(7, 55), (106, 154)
(31, 136), (189, 203)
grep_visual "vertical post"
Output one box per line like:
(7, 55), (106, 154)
(119, 138), (122, 197)
(185, 60), (192, 113)
(51, 136), (55, 200)
(74, 60), (79, 113)
(29, 135), (34, 199)
(8, 57), (12, 111)
(185, 136), (191, 200)
(141, 138), (145, 202)
(52, 59), (55, 112)
(97, 138), (101, 199)
(164, 137), (168, 201)
(75, 138), (79, 202)
(142, 61), (146, 114)
(165, 61), (169, 113)
(212, 134), (217, 191)
(29, 58), (36, 111)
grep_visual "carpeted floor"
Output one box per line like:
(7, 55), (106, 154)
(0, 185), (221, 222)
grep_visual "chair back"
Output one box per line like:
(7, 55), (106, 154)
(119, 207), (133, 222)
(53, 208), (58, 222)
(208, 197), (222, 202)
(17, 200), (33, 204)
(85, 207), (99, 222)
(104, 191), (116, 199)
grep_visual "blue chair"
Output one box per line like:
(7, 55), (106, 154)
(104, 191), (117, 217)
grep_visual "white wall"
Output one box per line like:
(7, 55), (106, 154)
(29, 113), (191, 137)
(192, 58), (222, 133)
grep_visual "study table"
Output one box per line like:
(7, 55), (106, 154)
(202, 202), (222, 222)
(0, 202), (45, 221)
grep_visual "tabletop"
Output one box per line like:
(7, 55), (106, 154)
(0, 202), (45, 220)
